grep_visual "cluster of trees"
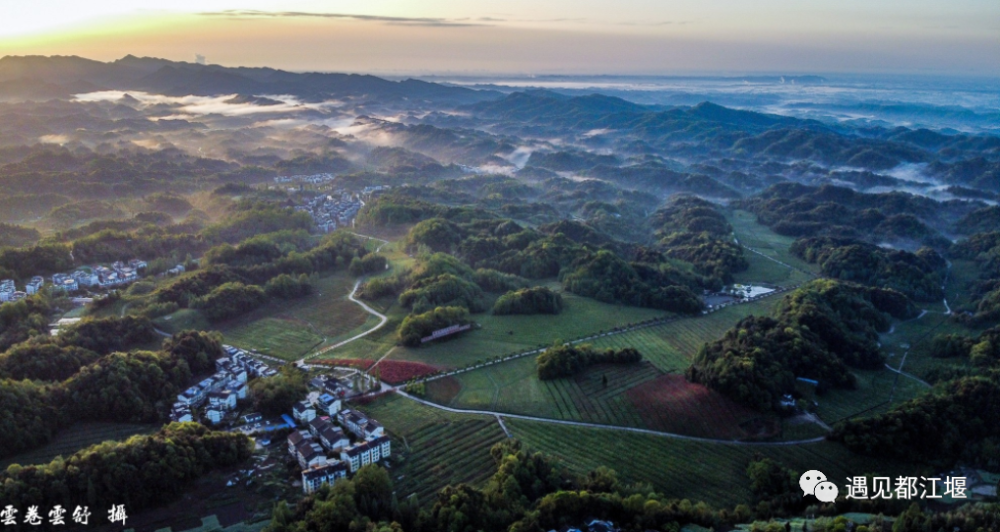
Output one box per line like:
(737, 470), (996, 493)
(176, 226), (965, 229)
(0, 423), (252, 515)
(0, 242), (73, 279)
(560, 250), (704, 314)
(649, 196), (748, 283)
(790, 236), (945, 301)
(0, 329), (224, 458)
(399, 274), (488, 314)
(0, 222), (40, 248)
(740, 183), (954, 249)
(251, 367), (308, 416)
(193, 281), (268, 321)
(950, 231), (1000, 322)
(536, 345), (642, 380)
(0, 293), (53, 351)
(201, 204), (313, 245)
(0, 315), (156, 381)
(143, 230), (363, 320)
(659, 231), (748, 283)
(687, 280), (917, 411)
(493, 286), (564, 315)
(350, 254), (388, 276)
(356, 193), (447, 226)
(397, 306), (471, 347)
(831, 376), (1000, 469)
(929, 325), (1000, 367)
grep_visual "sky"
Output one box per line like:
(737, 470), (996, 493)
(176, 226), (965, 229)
(0, 0), (997, 76)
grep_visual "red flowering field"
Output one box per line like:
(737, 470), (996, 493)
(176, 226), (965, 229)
(374, 360), (438, 384)
(626, 374), (768, 440)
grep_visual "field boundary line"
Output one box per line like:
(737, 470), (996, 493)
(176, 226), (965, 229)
(394, 390), (826, 447)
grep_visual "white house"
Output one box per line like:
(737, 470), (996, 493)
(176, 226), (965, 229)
(302, 461), (348, 494)
(319, 426), (350, 453)
(296, 441), (327, 469)
(205, 408), (225, 424)
(287, 430), (312, 457)
(209, 390), (237, 411)
(293, 400), (316, 423)
(339, 436), (391, 473)
(229, 380), (248, 400)
(316, 393), (342, 417)
(25, 276), (44, 295)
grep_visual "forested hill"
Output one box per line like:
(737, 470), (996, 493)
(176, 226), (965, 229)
(0, 55), (499, 103)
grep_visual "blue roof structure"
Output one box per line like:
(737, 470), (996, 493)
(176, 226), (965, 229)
(281, 414), (296, 427)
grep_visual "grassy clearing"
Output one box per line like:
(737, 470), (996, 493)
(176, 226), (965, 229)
(0, 422), (159, 469)
(388, 282), (670, 369)
(506, 419), (914, 508)
(585, 297), (780, 372)
(733, 248), (814, 287)
(155, 271), (371, 361)
(353, 393), (504, 505)
(155, 308), (212, 334)
(802, 367), (930, 424)
(727, 209), (819, 275)
(878, 309), (977, 384)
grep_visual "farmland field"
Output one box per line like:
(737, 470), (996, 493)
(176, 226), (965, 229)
(385, 281), (671, 369)
(801, 367), (930, 424)
(353, 393), (505, 505)
(505, 418), (914, 508)
(733, 247), (815, 287)
(423, 296), (785, 438)
(583, 296), (781, 372)
(878, 310), (972, 383)
(626, 375), (768, 439)
(0, 422), (159, 469)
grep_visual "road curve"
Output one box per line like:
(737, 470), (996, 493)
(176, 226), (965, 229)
(297, 233), (392, 365)
(395, 390), (826, 447)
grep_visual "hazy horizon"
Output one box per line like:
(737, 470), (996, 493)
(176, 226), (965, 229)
(0, 1), (997, 77)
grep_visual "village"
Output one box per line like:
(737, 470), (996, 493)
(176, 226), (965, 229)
(295, 191), (364, 233)
(171, 345), (392, 495)
(0, 258), (148, 304)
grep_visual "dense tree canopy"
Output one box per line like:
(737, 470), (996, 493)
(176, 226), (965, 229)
(790, 236), (945, 301)
(687, 280), (917, 411)
(397, 306), (472, 347)
(493, 286), (564, 315)
(537, 345), (642, 380)
(0, 423), (252, 514)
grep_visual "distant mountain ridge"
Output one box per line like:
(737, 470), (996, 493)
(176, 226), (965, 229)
(0, 54), (499, 104)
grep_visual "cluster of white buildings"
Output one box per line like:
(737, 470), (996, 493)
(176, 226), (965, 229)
(50, 259), (147, 293)
(170, 345), (276, 424)
(0, 274), (48, 303)
(290, 376), (391, 494)
(273, 173), (335, 184)
(296, 193), (362, 233)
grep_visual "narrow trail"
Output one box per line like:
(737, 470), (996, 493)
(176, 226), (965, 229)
(297, 233), (392, 366)
(395, 390), (826, 446)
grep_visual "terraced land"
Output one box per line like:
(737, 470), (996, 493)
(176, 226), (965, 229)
(506, 419), (913, 508)
(354, 394), (505, 505)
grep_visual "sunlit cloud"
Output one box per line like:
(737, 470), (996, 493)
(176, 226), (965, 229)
(199, 10), (489, 27)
